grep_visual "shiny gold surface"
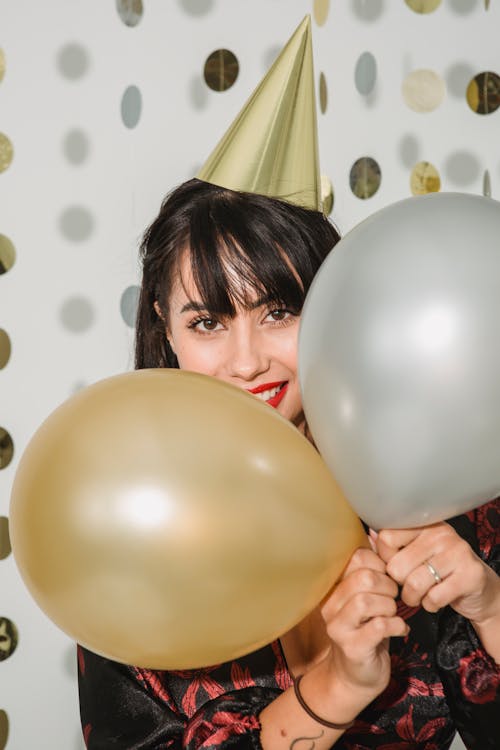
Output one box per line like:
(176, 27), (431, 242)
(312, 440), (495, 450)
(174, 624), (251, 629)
(0, 134), (13, 173)
(197, 16), (322, 212)
(321, 174), (334, 215)
(203, 49), (239, 92)
(405, 0), (441, 12)
(466, 71), (500, 114)
(0, 517), (11, 560)
(10, 369), (366, 669)
(0, 235), (15, 274)
(410, 161), (441, 195)
(349, 157), (381, 199)
(0, 429), (13, 470)
(402, 69), (445, 112)
(313, 0), (330, 26)
(0, 49), (5, 82)
(319, 71), (327, 113)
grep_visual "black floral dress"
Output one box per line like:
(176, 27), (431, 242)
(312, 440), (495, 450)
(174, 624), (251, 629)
(78, 499), (500, 749)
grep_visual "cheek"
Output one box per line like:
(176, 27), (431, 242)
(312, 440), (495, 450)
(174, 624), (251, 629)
(174, 338), (222, 375)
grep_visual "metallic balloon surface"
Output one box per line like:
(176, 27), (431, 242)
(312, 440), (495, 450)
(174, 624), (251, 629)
(9, 369), (365, 669)
(299, 192), (500, 529)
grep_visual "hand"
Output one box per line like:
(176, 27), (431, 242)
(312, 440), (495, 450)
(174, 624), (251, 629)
(375, 522), (500, 627)
(320, 547), (408, 702)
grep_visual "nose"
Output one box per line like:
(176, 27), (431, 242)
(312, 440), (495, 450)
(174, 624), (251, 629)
(224, 326), (270, 382)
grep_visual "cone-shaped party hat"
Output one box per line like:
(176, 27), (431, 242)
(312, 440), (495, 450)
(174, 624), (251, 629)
(196, 16), (322, 212)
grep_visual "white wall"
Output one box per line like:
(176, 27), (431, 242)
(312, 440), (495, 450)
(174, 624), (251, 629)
(2, 0), (498, 746)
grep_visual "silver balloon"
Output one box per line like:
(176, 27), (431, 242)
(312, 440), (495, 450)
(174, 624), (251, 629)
(299, 192), (500, 529)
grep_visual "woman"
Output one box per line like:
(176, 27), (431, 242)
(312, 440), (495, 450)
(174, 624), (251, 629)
(78, 178), (500, 750)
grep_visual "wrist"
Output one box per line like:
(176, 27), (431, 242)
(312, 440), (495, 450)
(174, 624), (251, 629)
(298, 657), (374, 727)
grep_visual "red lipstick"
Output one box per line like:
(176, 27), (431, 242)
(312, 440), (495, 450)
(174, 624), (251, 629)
(247, 381), (288, 409)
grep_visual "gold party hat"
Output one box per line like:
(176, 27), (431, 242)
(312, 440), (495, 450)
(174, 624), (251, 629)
(196, 16), (322, 212)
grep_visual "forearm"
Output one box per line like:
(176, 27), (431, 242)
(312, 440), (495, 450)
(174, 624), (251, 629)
(260, 660), (369, 749)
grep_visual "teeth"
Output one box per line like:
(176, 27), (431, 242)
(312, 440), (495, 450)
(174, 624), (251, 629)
(254, 384), (283, 402)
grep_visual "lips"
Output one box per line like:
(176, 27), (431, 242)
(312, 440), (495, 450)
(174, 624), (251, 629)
(248, 381), (288, 409)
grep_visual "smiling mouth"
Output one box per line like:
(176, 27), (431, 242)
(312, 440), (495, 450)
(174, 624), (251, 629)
(248, 381), (288, 408)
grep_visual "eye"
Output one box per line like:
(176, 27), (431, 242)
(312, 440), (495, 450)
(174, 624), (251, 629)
(199, 318), (219, 331)
(189, 316), (223, 332)
(266, 308), (293, 323)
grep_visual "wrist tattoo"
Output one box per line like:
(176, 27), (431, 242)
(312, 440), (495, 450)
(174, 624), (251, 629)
(290, 730), (325, 749)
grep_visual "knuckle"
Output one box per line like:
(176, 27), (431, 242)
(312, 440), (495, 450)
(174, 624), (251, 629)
(358, 569), (378, 590)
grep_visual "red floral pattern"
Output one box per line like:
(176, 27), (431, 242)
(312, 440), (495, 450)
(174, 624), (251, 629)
(458, 649), (500, 704)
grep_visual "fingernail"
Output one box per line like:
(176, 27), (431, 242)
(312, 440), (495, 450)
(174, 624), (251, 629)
(369, 528), (378, 540)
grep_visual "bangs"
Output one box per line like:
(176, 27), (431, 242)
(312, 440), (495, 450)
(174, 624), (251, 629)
(184, 190), (315, 316)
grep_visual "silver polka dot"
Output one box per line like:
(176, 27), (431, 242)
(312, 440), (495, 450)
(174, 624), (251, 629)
(444, 151), (480, 186)
(57, 43), (90, 80)
(352, 0), (385, 21)
(121, 85), (142, 129)
(63, 129), (90, 165)
(60, 297), (95, 333)
(445, 62), (475, 99)
(355, 52), (377, 95)
(449, 0), (476, 13)
(60, 206), (94, 242)
(178, 0), (214, 16)
(398, 134), (420, 169)
(262, 45), (282, 73)
(189, 76), (208, 110)
(120, 285), (140, 328)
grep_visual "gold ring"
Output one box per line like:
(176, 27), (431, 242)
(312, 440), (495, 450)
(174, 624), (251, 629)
(425, 560), (442, 585)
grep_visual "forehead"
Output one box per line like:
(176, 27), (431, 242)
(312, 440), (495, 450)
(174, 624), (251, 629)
(171, 248), (263, 307)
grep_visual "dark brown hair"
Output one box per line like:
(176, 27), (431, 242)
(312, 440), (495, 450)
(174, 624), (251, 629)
(135, 178), (340, 369)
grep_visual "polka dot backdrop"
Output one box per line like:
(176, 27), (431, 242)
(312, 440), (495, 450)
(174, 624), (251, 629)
(1, 0), (498, 746)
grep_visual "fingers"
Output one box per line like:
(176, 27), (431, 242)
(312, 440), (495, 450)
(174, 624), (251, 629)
(375, 522), (486, 613)
(342, 546), (386, 576)
(377, 522), (454, 583)
(322, 550), (400, 628)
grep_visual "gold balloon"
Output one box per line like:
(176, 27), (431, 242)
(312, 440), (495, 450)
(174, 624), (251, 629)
(10, 370), (365, 669)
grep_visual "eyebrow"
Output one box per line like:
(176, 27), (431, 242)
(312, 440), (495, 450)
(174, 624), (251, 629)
(180, 293), (283, 315)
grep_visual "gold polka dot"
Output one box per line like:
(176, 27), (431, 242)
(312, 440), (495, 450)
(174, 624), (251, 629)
(320, 175), (334, 215)
(0, 428), (14, 470)
(313, 0), (330, 26)
(0, 134), (13, 173)
(349, 157), (381, 199)
(0, 330), (11, 369)
(405, 0), (441, 12)
(0, 235), (15, 274)
(0, 518), (11, 560)
(466, 71), (500, 115)
(0, 709), (8, 750)
(116, 0), (143, 27)
(402, 69), (445, 113)
(410, 161), (441, 195)
(204, 49), (239, 92)
(0, 50), (5, 83)
(319, 72), (327, 114)
(0, 618), (18, 661)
